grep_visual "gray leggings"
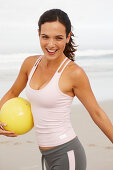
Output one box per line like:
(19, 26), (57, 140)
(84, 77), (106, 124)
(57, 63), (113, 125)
(39, 137), (86, 170)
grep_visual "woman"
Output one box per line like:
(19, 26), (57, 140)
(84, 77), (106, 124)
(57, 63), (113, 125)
(0, 9), (113, 170)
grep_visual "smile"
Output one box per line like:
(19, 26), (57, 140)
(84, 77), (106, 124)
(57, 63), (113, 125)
(46, 48), (58, 55)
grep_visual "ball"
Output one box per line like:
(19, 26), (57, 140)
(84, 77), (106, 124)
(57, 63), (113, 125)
(0, 97), (34, 135)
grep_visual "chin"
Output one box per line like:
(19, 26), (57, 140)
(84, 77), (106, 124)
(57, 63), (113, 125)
(44, 53), (59, 60)
(44, 51), (64, 61)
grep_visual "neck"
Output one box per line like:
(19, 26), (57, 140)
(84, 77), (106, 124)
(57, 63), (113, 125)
(41, 55), (66, 69)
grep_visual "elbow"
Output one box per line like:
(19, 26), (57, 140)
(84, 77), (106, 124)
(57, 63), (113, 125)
(8, 89), (19, 98)
(0, 90), (18, 110)
(90, 107), (106, 124)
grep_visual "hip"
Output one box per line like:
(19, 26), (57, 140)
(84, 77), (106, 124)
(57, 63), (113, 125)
(39, 137), (76, 151)
(39, 136), (87, 170)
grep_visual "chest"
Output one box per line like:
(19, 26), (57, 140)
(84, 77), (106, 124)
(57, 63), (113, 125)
(28, 65), (73, 97)
(27, 69), (73, 109)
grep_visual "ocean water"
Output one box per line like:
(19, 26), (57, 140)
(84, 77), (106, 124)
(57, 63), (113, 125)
(0, 50), (113, 104)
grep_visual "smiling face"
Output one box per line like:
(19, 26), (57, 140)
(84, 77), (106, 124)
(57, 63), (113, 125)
(39, 21), (70, 60)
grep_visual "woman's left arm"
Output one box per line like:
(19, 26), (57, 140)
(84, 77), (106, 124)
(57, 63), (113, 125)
(71, 65), (113, 143)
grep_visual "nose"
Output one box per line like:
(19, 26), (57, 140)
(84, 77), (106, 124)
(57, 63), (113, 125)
(48, 38), (55, 48)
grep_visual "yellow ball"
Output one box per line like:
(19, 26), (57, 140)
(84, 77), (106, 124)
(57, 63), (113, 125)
(0, 97), (34, 135)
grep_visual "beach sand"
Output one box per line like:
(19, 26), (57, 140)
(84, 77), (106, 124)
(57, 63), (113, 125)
(0, 100), (113, 170)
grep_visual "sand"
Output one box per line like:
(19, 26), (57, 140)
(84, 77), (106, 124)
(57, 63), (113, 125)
(0, 100), (113, 170)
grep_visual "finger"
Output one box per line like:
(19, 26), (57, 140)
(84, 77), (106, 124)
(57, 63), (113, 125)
(2, 132), (18, 137)
(0, 129), (18, 136)
(4, 134), (17, 137)
(4, 133), (18, 137)
(0, 122), (7, 127)
(0, 126), (5, 130)
(2, 130), (17, 134)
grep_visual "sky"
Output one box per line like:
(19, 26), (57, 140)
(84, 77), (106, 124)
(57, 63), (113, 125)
(0, 0), (113, 54)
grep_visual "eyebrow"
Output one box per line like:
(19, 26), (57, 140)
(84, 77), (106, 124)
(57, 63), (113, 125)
(41, 34), (64, 37)
(56, 35), (64, 37)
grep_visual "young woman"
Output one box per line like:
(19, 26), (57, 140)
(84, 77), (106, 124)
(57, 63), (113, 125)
(0, 9), (113, 170)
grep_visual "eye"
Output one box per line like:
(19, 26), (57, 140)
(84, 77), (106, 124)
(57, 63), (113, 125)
(41, 35), (49, 39)
(56, 36), (63, 40)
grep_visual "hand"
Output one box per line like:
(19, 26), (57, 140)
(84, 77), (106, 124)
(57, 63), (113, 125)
(0, 122), (18, 137)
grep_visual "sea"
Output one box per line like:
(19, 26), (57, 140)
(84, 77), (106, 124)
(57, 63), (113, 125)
(0, 49), (113, 104)
(0, 50), (113, 170)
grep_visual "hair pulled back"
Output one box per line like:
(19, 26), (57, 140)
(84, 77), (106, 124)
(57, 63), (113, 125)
(38, 9), (77, 61)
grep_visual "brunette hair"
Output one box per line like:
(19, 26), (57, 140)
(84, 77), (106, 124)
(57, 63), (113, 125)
(38, 9), (77, 61)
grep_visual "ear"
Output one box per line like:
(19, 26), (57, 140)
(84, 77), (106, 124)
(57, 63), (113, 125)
(66, 32), (71, 44)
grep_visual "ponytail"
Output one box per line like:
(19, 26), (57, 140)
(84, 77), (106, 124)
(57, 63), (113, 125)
(64, 32), (77, 61)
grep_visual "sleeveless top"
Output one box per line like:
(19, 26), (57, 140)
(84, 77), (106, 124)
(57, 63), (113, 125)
(25, 56), (76, 147)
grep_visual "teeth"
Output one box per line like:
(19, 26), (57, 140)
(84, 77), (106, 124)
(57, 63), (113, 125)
(47, 49), (56, 53)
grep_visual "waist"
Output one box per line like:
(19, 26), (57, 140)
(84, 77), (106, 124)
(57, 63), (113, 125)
(39, 145), (57, 150)
(38, 134), (77, 150)
(39, 137), (76, 150)
(39, 136), (77, 152)
(36, 126), (76, 148)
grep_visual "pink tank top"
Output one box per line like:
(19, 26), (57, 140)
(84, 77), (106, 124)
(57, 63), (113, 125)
(25, 56), (76, 147)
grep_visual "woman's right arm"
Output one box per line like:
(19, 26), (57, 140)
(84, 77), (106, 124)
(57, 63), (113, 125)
(0, 56), (32, 136)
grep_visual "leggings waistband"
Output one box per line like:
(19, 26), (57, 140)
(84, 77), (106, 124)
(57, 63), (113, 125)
(39, 136), (77, 156)
(40, 137), (78, 170)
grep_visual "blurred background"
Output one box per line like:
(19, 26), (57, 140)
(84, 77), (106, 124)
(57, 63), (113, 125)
(0, 0), (113, 102)
(0, 1), (113, 170)
(0, 0), (113, 53)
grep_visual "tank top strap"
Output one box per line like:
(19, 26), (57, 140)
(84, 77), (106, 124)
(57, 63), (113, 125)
(56, 57), (67, 73)
(34, 55), (42, 67)
(57, 57), (71, 75)
(28, 55), (42, 82)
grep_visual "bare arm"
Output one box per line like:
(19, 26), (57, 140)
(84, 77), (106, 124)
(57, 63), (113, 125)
(0, 57), (30, 110)
(0, 56), (31, 136)
(71, 65), (113, 143)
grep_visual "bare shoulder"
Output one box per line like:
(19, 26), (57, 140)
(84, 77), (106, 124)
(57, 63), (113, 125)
(67, 61), (89, 86)
(23, 55), (40, 66)
(68, 61), (87, 79)
(23, 55), (41, 76)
